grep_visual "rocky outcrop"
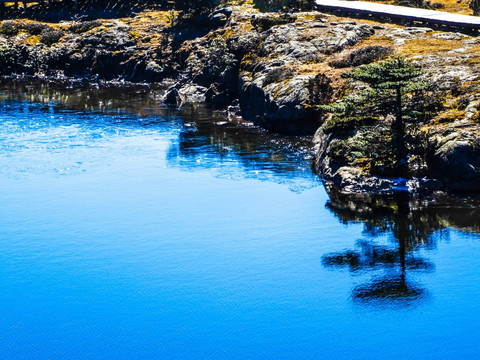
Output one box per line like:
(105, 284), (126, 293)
(238, 20), (374, 134)
(428, 120), (480, 192)
(2, 4), (480, 193)
(314, 111), (480, 194)
(0, 8), (377, 135)
(314, 126), (419, 195)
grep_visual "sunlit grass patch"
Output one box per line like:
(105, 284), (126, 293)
(398, 37), (464, 57)
(363, 0), (471, 14)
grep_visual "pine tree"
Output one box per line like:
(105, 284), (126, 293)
(347, 57), (424, 162)
(320, 57), (431, 173)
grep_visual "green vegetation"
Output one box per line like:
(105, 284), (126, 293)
(68, 20), (102, 33)
(40, 29), (64, 45)
(251, 13), (297, 32)
(394, 0), (428, 8)
(0, 20), (53, 36)
(321, 57), (443, 175)
(329, 46), (393, 69)
(0, 0), (223, 19)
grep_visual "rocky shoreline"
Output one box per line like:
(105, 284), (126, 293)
(1, 4), (480, 194)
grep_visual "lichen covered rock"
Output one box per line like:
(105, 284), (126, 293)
(428, 121), (480, 192)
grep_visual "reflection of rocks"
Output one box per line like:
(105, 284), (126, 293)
(166, 104), (315, 184)
(326, 185), (480, 235)
(0, 78), (168, 114)
(0, 79), (315, 188)
(163, 88), (184, 107)
(322, 186), (480, 308)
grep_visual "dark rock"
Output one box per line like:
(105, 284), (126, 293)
(144, 61), (164, 82)
(210, 13), (229, 28)
(206, 85), (233, 106)
(163, 88), (184, 107)
(407, 178), (444, 193)
(227, 102), (241, 116)
(429, 122), (480, 192)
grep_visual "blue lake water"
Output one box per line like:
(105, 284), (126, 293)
(1, 81), (480, 359)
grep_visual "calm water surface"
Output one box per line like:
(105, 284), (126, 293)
(0, 81), (479, 359)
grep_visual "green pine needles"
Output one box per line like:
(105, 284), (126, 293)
(347, 56), (423, 89)
(320, 57), (443, 176)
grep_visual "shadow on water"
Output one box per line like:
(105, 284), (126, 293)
(322, 186), (480, 309)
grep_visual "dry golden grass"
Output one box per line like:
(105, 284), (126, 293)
(397, 38), (464, 57)
(296, 62), (349, 90)
(363, 0), (472, 14)
(436, 0), (471, 14)
(24, 34), (40, 45)
(432, 109), (467, 124)
(353, 34), (396, 49)
(123, 11), (177, 27)
(461, 44), (480, 64)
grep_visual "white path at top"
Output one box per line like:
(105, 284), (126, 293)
(315, 0), (480, 28)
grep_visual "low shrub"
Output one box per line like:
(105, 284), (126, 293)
(394, 0), (428, 8)
(253, 0), (315, 12)
(327, 139), (351, 160)
(429, 2), (445, 9)
(329, 46), (393, 69)
(263, 66), (296, 86)
(68, 20), (102, 33)
(308, 73), (333, 106)
(40, 29), (64, 45)
(0, 21), (19, 36)
(0, 20), (53, 36)
(323, 115), (378, 134)
(251, 14), (296, 32)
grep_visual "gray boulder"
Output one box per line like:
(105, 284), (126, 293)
(428, 121), (480, 192)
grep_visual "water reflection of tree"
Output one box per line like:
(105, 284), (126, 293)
(322, 186), (480, 308)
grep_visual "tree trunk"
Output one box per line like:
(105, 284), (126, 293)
(394, 85), (406, 164)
